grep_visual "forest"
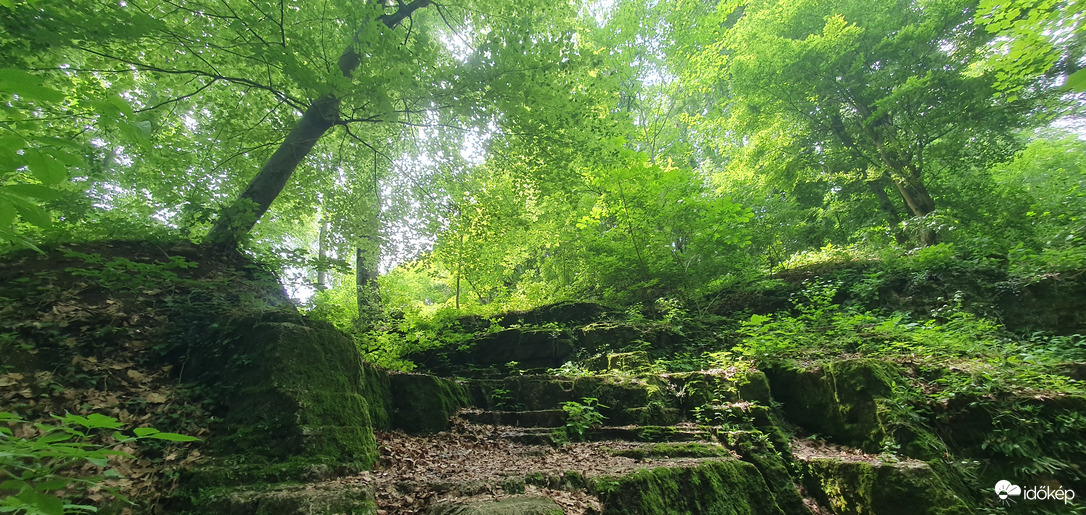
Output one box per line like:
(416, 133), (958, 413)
(0, 0), (1081, 320)
(2, 0), (1086, 513)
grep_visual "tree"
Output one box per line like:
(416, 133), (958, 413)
(203, 0), (430, 249)
(675, 0), (1051, 246)
(976, 0), (1086, 95)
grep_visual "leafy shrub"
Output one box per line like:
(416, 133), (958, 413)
(561, 397), (607, 441)
(0, 411), (197, 515)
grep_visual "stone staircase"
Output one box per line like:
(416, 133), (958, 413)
(351, 357), (978, 514)
(363, 368), (812, 513)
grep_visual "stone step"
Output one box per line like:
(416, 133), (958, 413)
(454, 422), (719, 445)
(457, 405), (685, 429)
(459, 409), (567, 428)
(464, 375), (679, 413)
(367, 426), (795, 514)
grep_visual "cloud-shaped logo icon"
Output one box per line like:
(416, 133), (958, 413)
(995, 480), (1022, 502)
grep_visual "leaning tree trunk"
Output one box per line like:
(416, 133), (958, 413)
(204, 0), (431, 250)
(866, 180), (907, 245)
(892, 170), (938, 246)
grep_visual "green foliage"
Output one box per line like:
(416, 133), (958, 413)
(561, 397), (608, 441)
(975, 0), (1086, 96)
(0, 411), (197, 515)
(60, 250), (198, 292)
(980, 401), (1086, 483)
(548, 361), (593, 378)
(733, 279), (1083, 398)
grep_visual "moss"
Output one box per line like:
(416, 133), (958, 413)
(570, 375), (676, 420)
(185, 482), (376, 515)
(617, 405), (683, 425)
(183, 459), (336, 490)
(427, 496), (564, 515)
(585, 351), (651, 372)
(470, 376), (574, 410)
(501, 477), (527, 494)
(203, 318), (381, 469)
(803, 458), (969, 515)
(634, 425), (712, 442)
(722, 431), (805, 514)
(667, 370), (772, 415)
(765, 359), (904, 451)
(590, 459), (786, 514)
(359, 361), (393, 430)
(389, 373), (470, 433)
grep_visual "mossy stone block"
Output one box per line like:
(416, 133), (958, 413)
(194, 483), (376, 515)
(426, 496), (564, 515)
(765, 359), (903, 451)
(803, 458), (969, 515)
(585, 351), (651, 372)
(390, 373), (470, 433)
(591, 459), (786, 514)
(209, 318), (381, 469)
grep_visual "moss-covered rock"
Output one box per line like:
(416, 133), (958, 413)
(408, 328), (575, 375)
(610, 442), (733, 459)
(721, 431), (805, 515)
(590, 459), (786, 514)
(390, 373), (470, 433)
(196, 316), (383, 471)
(191, 483), (376, 515)
(570, 375), (675, 419)
(667, 370), (772, 414)
(765, 359), (903, 452)
(360, 361), (393, 430)
(802, 458), (969, 515)
(467, 376), (575, 410)
(585, 351), (651, 372)
(932, 393), (1086, 496)
(425, 496), (564, 515)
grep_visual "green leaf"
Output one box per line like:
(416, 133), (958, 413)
(132, 427), (160, 438)
(36, 431), (74, 444)
(15, 488), (64, 515)
(83, 413), (124, 430)
(86, 457), (109, 467)
(146, 431), (199, 442)
(32, 479), (71, 491)
(7, 196), (51, 229)
(0, 68), (64, 103)
(1062, 68), (1086, 92)
(2, 184), (62, 200)
(0, 202), (16, 228)
(23, 149), (67, 185)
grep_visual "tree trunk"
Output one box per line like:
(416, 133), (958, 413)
(866, 180), (907, 245)
(891, 171), (938, 246)
(355, 243), (382, 329)
(316, 216), (328, 290)
(205, 0), (431, 250)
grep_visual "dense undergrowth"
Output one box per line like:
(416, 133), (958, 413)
(309, 242), (1086, 384)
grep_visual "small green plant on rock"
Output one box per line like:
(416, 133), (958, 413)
(561, 397), (607, 441)
(549, 361), (592, 377)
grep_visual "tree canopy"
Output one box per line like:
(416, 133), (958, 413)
(1, 0), (1083, 318)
